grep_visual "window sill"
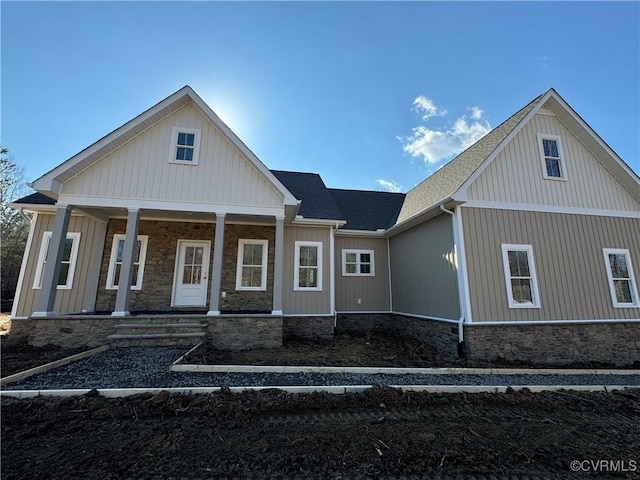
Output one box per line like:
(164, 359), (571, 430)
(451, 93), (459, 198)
(542, 176), (568, 182)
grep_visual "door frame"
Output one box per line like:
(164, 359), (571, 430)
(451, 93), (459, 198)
(171, 239), (212, 307)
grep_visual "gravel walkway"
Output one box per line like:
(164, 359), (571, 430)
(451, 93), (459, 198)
(3, 346), (639, 391)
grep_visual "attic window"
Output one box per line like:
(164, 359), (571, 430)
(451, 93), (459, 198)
(537, 134), (566, 180)
(170, 127), (201, 165)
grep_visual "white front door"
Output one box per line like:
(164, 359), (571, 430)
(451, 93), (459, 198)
(172, 240), (211, 307)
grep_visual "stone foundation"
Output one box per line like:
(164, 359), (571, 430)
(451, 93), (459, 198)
(6, 316), (120, 348)
(283, 316), (334, 341)
(336, 313), (460, 361)
(205, 316), (283, 351)
(464, 322), (640, 367)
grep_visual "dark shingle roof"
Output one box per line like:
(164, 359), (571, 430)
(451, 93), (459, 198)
(329, 189), (406, 231)
(12, 192), (56, 205)
(271, 170), (344, 221)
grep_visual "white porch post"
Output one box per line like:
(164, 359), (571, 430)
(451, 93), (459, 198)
(272, 216), (285, 315)
(207, 213), (226, 316)
(112, 208), (140, 317)
(33, 205), (72, 317)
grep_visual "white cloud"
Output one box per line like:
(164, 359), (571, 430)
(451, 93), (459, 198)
(398, 97), (491, 165)
(413, 95), (447, 120)
(376, 178), (403, 193)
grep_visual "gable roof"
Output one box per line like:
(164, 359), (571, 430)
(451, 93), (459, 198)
(329, 189), (405, 231)
(396, 93), (543, 223)
(271, 170), (344, 221)
(30, 86), (298, 207)
(396, 88), (640, 224)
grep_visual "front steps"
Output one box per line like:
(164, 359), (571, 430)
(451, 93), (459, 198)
(108, 321), (207, 347)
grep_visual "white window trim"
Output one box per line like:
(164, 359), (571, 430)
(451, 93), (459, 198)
(294, 241), (323, 291)
(33, 232), (81, 290)
(106, 234), (149, 290)
(536, 133), (568, 181)
(342, 249), (375, 277)
(501, 244), (541, 309)
(169, 127), (201, 165)
(602, 248), (639, 308)
(235, 239), (268, 291)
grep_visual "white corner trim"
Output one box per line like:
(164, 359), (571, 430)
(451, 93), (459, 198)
(11, 213), (39, 319)
(454, 206), (473, 323)
(330, 226), (335, 314)
(461, 201), (640, 219)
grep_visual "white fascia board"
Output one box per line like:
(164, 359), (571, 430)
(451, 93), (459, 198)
(57, 195), (286, 217)
(385, 197), (460, 236)
(31, 87), (194, 192)
(186, 88), (299, 207)
(462, 201), (640, 219)
(291, 218), (347, 227)
(455, 89), (553, 198)
(334, 229), (386, 237)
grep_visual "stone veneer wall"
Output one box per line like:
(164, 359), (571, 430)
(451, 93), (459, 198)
(283, 316), (334, 341)
(95, 220), (275, 313)
(464, 322), (640, 367)
(7, 317), (120, 348)
(336, 313), (640, 366)
(336, 313), (460, 361)
(205, 316), (282, 350)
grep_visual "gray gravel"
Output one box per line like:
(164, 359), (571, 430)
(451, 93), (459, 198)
(3, 346), (639, 390)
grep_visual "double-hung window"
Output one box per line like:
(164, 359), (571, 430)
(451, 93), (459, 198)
(169, 127), (201, 165)
(537, 134), (566, 180)
(501, 244), (540, 308)
(602, 248), (639, 307)
(295, 241), (322, 291)
(33, 232), (81, 289)
(342, 249), (375, 276)
(106, 234), (149, 290)
(236, 239), (268, 291)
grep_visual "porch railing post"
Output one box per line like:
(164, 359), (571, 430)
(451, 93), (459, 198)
(112, 208), (140, 317)
(272, 216), (285, 315)
(33, 205), (72, 317)
(208, 213), (226, 316)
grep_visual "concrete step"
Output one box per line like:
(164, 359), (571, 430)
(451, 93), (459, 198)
(114, 323), (207, 329)
(108, 332), (206, 340)
(108, 322), (208, 347)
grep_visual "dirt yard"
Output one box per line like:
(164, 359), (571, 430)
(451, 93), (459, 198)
(2, 387), (639, 479)
(1, 337), (90, 378)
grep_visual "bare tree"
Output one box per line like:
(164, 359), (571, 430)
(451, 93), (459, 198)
(1, 147), (32, 310)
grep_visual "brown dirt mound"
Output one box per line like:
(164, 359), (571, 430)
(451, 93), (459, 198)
(2, 388), (639, 479)
(1, 337), (89, 378)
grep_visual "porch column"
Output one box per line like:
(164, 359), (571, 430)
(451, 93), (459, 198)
(112, 208), (140, 317)
(33, 205), (72, 317)
(207, 213), (226, 316)
(271, 216), (285, 315)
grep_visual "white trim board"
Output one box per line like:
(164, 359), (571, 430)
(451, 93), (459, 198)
(461, 201), (640, 219)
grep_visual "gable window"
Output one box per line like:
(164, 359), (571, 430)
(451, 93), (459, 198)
(169, 127), (201, 165)
(295, 241), (322, 291)
(537, 134), (566, 180)
(602, 249), (639, 307)
(501, 244), (540, 308)
(236, 239), (268, 291)
(342, 249), (375, 276)
(106, 234), (149, 290)
(33, 232), (81, 290)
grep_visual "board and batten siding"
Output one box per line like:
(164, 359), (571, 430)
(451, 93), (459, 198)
(282, 226), (331, 315)
(462, 207), (640, 322)
(467, 112), (639, 211)
(389, 214), (460, 320)
(61, 103), (283, 208)
(14, 213), (107, 317)
(334, 236), (390, 312)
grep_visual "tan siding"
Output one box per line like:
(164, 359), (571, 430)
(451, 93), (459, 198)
(389, 214), (460, 319)
(14, 214), (106, 317)
(282, 226), (331, 315)
(468, 113), (639, 211)
(335, 236), (390, 312)
(61, 103), (283, 208)
(462, 207), (640, 321)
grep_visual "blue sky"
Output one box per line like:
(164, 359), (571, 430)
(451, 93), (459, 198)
(2, 1), (639, 195)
